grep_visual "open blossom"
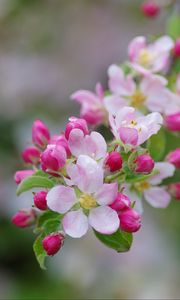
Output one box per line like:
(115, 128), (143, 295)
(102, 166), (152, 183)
(128, 35), (174, 74)
(71, 83), (107, 126)
(68, 128), (107, 160)
(109, 106), (163, 147)
(105, 65), (178, 115)
(47, 155), (119, 238)
(124, 162), (175, 212)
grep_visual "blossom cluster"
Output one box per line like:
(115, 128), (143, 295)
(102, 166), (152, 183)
(13, 32), (180, 267)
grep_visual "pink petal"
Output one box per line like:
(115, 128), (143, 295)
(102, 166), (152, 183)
(153, 36), (174, 52)
(128, 36), (146, 61)
(104, 95), (127, 115)
(149, 162), (175, 185)
(68, 128), (85, 157)
(87, 131), (107, 160)
(47, 186), (77, 214)
(144, 187), (171, 208)
(71, 90), (100, 106)
(95, 183), (118, 205)
(119, 127), (138, 146)
(62, 209), (89, 238)
(89, 206), (119, 234)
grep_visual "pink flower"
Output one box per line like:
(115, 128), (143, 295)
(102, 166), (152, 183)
(68, 129), (107, 160)
(105, 65), (178, 114)
(174, 38), (180, 58)
(41, 144), (67, 173)
(34, 191), (48, 210)
(166, 148), (180, 169)
(32, 120), (50, 149)
(141, 1), (160, 18)
(169, 183), (180, 200)
(47, 155), (119, 238)
(109, 106), (163, 147)
(42, 233), (64, 256)
(14, 170), (35, 184)
(165, 112), (180, 132)
(105, 151), (123, 172)
(21, 146), (41, 165)
(134, 154), (154, 174)
(118, 208), (141, 233)
(71, 83), (106, 126)
(12, 209), (36, 228)
(128, 35), (174, 74)
(109, 192), (131, 212)
(65, 117), (89, 140)
(124, 162), (175, 211)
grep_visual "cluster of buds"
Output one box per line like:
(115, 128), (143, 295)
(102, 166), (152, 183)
(12, 30), (180, 267)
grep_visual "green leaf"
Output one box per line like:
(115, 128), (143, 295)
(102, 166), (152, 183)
(33, 235), (47, 270)
(167, 14), (180, 39)
(94, 229), (133, 253)
(147, 128), (166, 161)
(37, 211), (61, 228)
(16, 175), (54, 196)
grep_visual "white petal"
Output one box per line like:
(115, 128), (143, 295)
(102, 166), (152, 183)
(144, 187), (171, 208)
(104, 95), (127, 115)
(47, 186), (77, 213)
(62, 209), (89, 238)
(149, 162), (175, 185)
(95, 183), (118, 205)
(89, 206), (119, 234)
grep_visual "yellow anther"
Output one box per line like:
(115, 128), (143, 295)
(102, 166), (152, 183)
(79, 194), (97, 209)
(138, 49), (153, 67)
(131, 90), (146, 108)
(134, 181), (150, 192)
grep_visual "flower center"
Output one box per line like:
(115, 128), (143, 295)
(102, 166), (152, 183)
(134, 181), (150, 192)
(130, 90), (146, 108)
(79, 194), (97, 209)
(138, 49), (153, 67)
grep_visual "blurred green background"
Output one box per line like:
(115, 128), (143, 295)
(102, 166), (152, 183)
(0, 0), (180, 299)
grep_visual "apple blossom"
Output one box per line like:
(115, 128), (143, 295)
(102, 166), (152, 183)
(109, 192), (131, 212)
(42, 233), (64, 256)
(141, 1), (160, 18)
(32, 119), (50, 149)
(34, 191), (48, 210)
(22, 146), (41, 165)
(165, 112), (180, 132)
(166, 148), (180, 169)
(134, 154), (154, 174)
(174, 38), (180, 58)
(169, 183), (180, 200)
(12, 209), (36, 228)
(105, 151), (123, 172)
(119, 208), (141, 233)
(65, 117), (89, 140)
(41, 144), (67, 173)
(14, 170), (35, 184)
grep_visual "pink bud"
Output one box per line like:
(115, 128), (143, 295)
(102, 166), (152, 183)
(134, 154), (154, 174)
(105, 152), (123, 172)
(166, 148), (180, 169)
(65, 117), (89, 140)
(169, 183), (180, 200)
(80, 109), (105, 126)
(32, 119), (50, 149)
(109, 192), (131, 212)
(42, 233), (64, 256)
(51, 134), (71, 157)
(14, 170), (35, 184)
(174, 39), (180, 57)
(165, 112), (180, 132)
(12, 209), (36, 228)
(21, 146), (41, 165)
(34, 191), (48, 210)
(119, 208), (141, 233)
(41, 144), (66, 173)
(141, 1), (160, 18)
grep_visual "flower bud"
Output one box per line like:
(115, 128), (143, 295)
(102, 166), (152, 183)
(51, 134), (71, 157)
(109, 192), (131, 212)
(32, 119), (50, 149)
(169, 183), (180, 200)
(12, 209), (36, 228)
(42, 233), (64, 256)
(105, 152), (123, 172)
(21, 146), (41, 165)
(174, 38), (180, 58)
(141, 1), (160, 18)
(134, 154), (154, 174)
(34, 191), (48, 210)
(166, 148), (180, 169)
(119, 208), (141, 233)
(165, 112), (180, 132)
(41, 144), (66, 173)
(14, 170), (35, 184)
(65, 117), (89, 140)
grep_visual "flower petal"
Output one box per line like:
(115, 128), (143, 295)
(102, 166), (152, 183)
(95, 183), (118, 205)
(89, 206), (119, 234)
(119, 127), (138, 146)
(144, 187), (171, 208)
(149, 162), (175, 185)
(62, 209), (89, 238)
(104, 94), (127, 115)
(128, 36), (146, 61)
(47, 186), (77, 213)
